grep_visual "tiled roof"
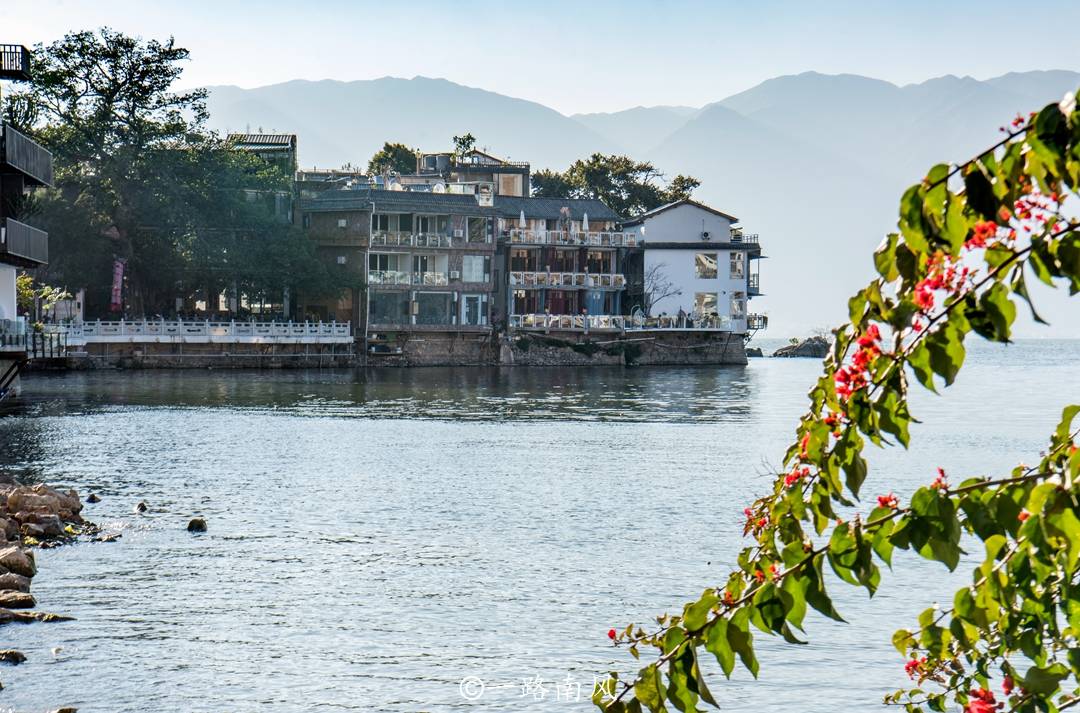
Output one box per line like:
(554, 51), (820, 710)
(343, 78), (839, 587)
(622, 198), (738, 226)
(301, 188), (498, 216)
(494, 196), (622, 222)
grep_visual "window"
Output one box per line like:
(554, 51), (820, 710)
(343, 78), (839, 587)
(337, 218), (348, 229)
(731, 292), (746, 318)
(467, 217), (488, 243)
(694, 292), (718, 317)
(372, 214), (390, 232)
(730, 251), (745, 279)
(462, 294), (485, 325)
(586, 251), (613, 274)
(695, 253), (718, 279)
(369, 253), (402, 272)
(552, 249), (577, 272)
(399, 213), (413, 232)
(510, 248), (535, 272)
(415, 292), (453, 325)
(302, 214), (311, 229)
(369, 293), (408, 324)
(417, 215), (448, 234)
(462, 255), (489, 283)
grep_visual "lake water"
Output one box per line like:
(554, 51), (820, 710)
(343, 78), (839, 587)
(1, 340), (1077, 712)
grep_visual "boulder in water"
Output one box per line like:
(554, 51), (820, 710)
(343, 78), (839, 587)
(187, 517), (207, 533)
(772, 335), (830, 358)
(0, 592), (34, 609)
(0, 650), (25, 665)
(0, 547), (35, 578)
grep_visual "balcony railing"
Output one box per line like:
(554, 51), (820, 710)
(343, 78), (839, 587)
(1, 124), (54, 186)
(731, 231), (760, 244)
(506, 229), (637, 248)
(0, 45), (31, 81)
(507, 313), (763, 333)
(748, 273), (760, 291)
(509, 271), (626, 289)
(371, 231), (459, 248)
(0, 318), (29, 353)
(63, 320), (351, 343)
(1, 218), (48, 265)
(747, 313), (768, 330)
(368, 270), (411, 285)
(412, 271), (449, 286)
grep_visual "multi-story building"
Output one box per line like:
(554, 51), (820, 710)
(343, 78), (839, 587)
(297, 187), (498, 345)
(621, 199), (765, 333)
(227, 133), (298, 177)
(492, 197), (634, 330)
(0, 43), (53, 395)
(411, 149), (529, 197)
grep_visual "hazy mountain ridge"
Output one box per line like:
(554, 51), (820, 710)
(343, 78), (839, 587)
(203, 70), (1080, 337)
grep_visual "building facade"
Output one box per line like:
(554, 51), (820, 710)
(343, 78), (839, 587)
(1, 43), (53, 394)
(622, 200), (765, 332)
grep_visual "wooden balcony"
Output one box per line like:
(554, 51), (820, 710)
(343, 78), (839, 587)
(2, 124), (54, 186)
(1, 218), (48, 267)
(506, 229), (637, 248)
(509, 271), (626, 290)
(0, 45), (31, 82)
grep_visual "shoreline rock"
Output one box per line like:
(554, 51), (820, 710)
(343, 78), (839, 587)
(772, 335), (830, 358)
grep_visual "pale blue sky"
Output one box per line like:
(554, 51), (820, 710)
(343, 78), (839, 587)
(8, 0), (1080, 114)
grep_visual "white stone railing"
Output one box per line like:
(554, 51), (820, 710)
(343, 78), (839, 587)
(370, 231), (456, 248)
(55, 320), (352, 344)
(508, 314), (748, 332)
(506, 229), (637, 248)
(508, 271), (626, 289)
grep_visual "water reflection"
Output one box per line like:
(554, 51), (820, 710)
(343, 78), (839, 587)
(15, 366), (758, 423)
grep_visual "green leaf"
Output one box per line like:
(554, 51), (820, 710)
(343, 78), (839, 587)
(963, 163), (999, 220)
(634, 664), (667, 712)
(803, 553), (844, 622)
(704, 617), (735, 678)
(978, 282), (1016, 341)
(874, 234), (900, 281)
(926, 323), (966, 386)
(727, 608), (759, 678)
(1011, 267), (1049, 324)
(682, 590), (718, 632)
(1021, 663), (1069, 695)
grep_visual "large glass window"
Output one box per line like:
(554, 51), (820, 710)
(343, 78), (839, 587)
(372, 214), (390, 232)
(462, 255), (489, 283)
(417, 215), (449, 234)
(694, 292), (718, 317)
(462, 294), (485, 325)
(510, 248), (536, 271)
(467, 217), (488, 243)
(731, 291), (746, 318)
(369, 293), (408, 324)
(730, 251), (745, 279)
(695, 253), (718, 279)
(586, 251), (613, 274)
(369, 253), (403, 271)
(552, 249), (577, 272)
(415, 292), (453, 325)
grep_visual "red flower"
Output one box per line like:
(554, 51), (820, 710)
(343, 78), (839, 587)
(966, 221), (997, 249)
(769, 563), (781, 581)
(965, 688), (1001, 713)
(607, 628), (617, 640)
(753, 569), (766, 583)
(1002, 675), (1014, 695)
(799, 433), (811, 458)
(931, 468), (948, 490)
(1018, 510), (1030, 522)
(756, 517), (768, 529)
(904, 657), (926, 679)
(722, 590), (735, 606)
(856, 324), (881, 349)
(877, 493), (899, 510)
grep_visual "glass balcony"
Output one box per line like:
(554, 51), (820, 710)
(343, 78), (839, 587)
(1, 218), (48, 266)
(2, 123), (54, 186)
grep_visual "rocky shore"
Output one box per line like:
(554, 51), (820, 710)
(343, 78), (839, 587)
(0, 481), (89, 711)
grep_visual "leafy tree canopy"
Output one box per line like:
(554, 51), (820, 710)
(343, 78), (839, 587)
(9, 28), (349, 317)
(367, 142), (417, 175)
(531, 153), (699, 217)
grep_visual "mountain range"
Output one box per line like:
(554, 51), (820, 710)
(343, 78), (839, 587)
(204, 70), (1080, 338)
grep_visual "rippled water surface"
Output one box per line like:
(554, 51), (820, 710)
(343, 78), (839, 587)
(1, 340), (1078, 712)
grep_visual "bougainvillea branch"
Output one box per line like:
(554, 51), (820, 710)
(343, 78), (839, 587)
(593, 92), (1080, 713)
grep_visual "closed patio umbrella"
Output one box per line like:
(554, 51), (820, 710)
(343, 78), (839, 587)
(519, 209), (526, 228)
(582, 212), (590, 232)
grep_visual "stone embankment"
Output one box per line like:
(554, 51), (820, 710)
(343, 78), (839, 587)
(0, 482), (87, 709)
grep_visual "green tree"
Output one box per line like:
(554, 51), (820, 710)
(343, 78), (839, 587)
(531, 153), (699, 217)
(367, 142), (417, 175)
(594, 97), (1080, 713)
(452, 132), (477, 162)
(12, 28), (348, 318)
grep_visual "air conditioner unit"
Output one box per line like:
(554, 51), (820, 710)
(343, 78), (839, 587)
(483, 273), (490, 282)
(449, 270), (461, 279)
(701, 231), (711, 240)
(336, 256), (347, 265)
(453, 229), (464, 238)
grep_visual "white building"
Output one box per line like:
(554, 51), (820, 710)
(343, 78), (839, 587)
(622, 199), (764, 332)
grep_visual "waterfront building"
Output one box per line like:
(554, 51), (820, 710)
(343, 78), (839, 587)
(492, 197), (633, 330)
(621, 199), (766, 333)
(409, 148), (530, 197)
(0, 44), (54, 394)
(297, 187), (498, 354)
(227, 133), (298, 177)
